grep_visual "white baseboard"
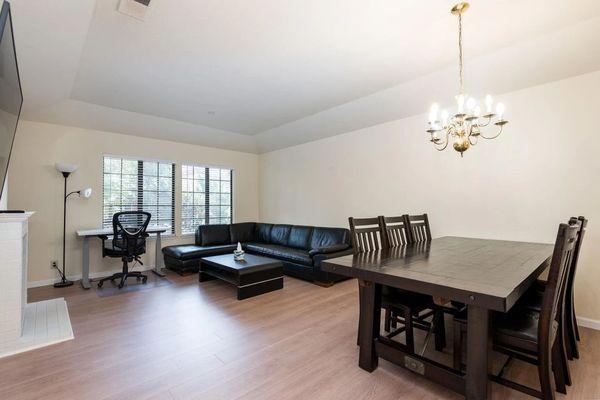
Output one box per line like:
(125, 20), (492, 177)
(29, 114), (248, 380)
(577, 316), (600, 331)
(27, 265), (155, 288)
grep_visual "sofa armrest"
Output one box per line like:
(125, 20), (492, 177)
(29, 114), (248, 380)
(311, 248), (354, 266)
(309, 244), (350, 257)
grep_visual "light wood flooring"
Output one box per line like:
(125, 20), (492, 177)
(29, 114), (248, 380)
(1, 272), (599, 400)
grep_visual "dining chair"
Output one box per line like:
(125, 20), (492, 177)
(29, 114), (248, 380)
(380, 215), (446, 351)
(453, 222), (578, 399)
(406, 213), (432, 243)
(349, 216), (434, 354)
(522, 216), (587, 361)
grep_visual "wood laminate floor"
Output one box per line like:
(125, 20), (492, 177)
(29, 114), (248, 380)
(1, 272), (599, 400)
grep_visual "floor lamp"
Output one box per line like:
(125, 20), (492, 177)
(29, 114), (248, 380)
(54, 163), (92, 288)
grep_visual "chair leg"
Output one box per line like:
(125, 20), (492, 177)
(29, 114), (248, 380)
(434, 308), (446, 351)
(538, 347), (556, 400)
(574, 311), (581, 341)
(384, 308), (392, 333)
(558, 322), (572, 386)
(401, 307), (415, 354)
(552, 341), (567, 394)
(453, 320), (464, 371)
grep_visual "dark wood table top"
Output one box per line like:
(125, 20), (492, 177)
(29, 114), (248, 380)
(322, 236), (554, 312)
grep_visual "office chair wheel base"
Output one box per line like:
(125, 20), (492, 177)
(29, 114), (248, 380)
(97, 281), (103, 288)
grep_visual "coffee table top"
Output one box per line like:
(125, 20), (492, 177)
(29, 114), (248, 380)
(201, 253), (282, 272)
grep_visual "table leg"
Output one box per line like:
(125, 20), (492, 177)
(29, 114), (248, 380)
(358, 279), (381, 372)
(81, 236), (91, 289)
(152, 232), (166, 277)
(465, 305), (492, 399)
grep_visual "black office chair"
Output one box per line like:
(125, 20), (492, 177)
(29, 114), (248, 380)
(97, 211), (151, 289)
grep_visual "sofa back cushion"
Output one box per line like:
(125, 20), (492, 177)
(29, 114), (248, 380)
(255, 223), (273, 243)
(287, 225), (313, 249)
(270, 224), (292, 246)
(230, 222), (256, 243)
(310, 227), (350, 249)
(200, 225), (231, 246)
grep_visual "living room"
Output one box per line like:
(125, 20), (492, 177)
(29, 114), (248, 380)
(1, 1), (599, 399)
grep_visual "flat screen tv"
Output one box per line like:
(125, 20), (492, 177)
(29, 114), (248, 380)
(0, 1), (22, 210)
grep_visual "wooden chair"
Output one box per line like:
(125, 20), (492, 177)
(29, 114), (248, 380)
(517, 216), (586, 364)
(380, 215), (446, 352)
(380, 215), (412, 248)
(406, 213), (432, 243)
(453, 223), (578, 399)
(349, 216), (434, 354)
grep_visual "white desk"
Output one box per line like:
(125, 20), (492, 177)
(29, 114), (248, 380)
(76, 226), (168, 289)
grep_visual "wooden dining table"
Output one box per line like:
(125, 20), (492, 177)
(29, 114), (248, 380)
(321, 236), (554, 400)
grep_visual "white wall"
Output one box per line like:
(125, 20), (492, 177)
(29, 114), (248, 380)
(259, 70), (600, 321)
(7, 120), (259, 284)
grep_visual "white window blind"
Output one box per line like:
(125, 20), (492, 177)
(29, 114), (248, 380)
(181, 165), (232, 234)
(103, 156), (175, 234)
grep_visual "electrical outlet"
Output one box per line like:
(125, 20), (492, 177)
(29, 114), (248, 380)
(51, 261), (57, 270)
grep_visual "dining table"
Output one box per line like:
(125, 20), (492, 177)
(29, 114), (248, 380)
(321, 236), (554, 400)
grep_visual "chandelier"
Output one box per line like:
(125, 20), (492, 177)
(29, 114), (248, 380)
(426, 2), (508, 157)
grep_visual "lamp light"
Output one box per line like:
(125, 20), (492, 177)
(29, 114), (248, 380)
(54, 163), (91, 288)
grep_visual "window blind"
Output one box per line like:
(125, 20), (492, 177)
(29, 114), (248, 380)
(103, 156), (175, 234)
(181, 165), (232, 234)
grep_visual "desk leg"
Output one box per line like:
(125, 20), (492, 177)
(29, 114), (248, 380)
(152, 232), (166, 277)
(358, 279), (381, 372)
(81, 236), (91, 289)
(466, 305), (492, 399)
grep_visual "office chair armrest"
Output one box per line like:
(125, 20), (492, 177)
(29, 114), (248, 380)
(98, 234), (109, 257)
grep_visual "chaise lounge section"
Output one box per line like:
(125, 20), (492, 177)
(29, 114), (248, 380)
(162, 222), (353, 286)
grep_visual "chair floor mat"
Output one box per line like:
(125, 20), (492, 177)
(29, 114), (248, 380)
(94, 273), (172, 297)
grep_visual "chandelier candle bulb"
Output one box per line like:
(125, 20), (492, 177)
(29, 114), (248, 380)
(424, 3), (508, 156)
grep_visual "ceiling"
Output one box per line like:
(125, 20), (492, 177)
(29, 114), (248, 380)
(8, 0), (600, 153)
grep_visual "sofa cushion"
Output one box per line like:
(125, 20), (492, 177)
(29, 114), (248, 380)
(200, 225), (231, 246)
(270, 224), (292, 246)
(309, 227), (350, 249)
(245, 243), (312, 266)
(162, 244), (236, 260)
(287, 225), (313, 250)
(255, 223), (273, 243)
(230, 222), (256, 243)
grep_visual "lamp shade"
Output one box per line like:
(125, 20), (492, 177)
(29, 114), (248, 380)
(55, 163), (78, 174)
(80, 188), (92, 198)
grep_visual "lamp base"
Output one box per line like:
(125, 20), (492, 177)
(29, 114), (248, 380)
(53, 279), (74, 288)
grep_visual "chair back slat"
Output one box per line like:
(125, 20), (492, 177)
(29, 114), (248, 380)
(381, 215), (411, 248)
(540, 223), (578, 345)
(348, 217), (385, 254)
(565, 216), (587, 309)
(406, 213), (432, 243)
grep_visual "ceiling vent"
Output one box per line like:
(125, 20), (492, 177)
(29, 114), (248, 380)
(117, 0), (153, 21)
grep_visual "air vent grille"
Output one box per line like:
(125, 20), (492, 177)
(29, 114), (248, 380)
(118, 0), (153, 21)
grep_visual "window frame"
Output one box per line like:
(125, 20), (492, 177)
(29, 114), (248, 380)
(180, 163), (234, 235)
(102, 154), (176, 236)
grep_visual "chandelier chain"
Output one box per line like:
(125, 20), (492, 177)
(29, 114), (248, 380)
(458, 11), (464, 94)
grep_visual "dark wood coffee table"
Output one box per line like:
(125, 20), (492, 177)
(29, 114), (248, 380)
(199, 253), (283, 300)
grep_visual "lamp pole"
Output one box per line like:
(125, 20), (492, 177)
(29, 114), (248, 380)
(54, 171), (74, 288)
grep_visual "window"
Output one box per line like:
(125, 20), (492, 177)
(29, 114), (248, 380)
(103, 156), (175, 234)
(181, 165), (232, 234)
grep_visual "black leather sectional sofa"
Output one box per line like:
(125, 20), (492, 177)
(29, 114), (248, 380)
(162, 222), (353, 286)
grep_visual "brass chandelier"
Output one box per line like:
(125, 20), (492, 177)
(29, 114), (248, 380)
(426, 2), (508, 157)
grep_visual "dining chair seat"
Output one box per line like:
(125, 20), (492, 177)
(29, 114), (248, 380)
(382, 286), (432, 312)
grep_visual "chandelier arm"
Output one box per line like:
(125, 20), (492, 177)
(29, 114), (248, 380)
(477, 116), (492, 127)
(433, 128), (452, 151)
(480, 124), (504, 140)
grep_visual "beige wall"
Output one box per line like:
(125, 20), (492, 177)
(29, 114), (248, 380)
(259, 71), (600, 321)
(8, 120), (259, 284)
